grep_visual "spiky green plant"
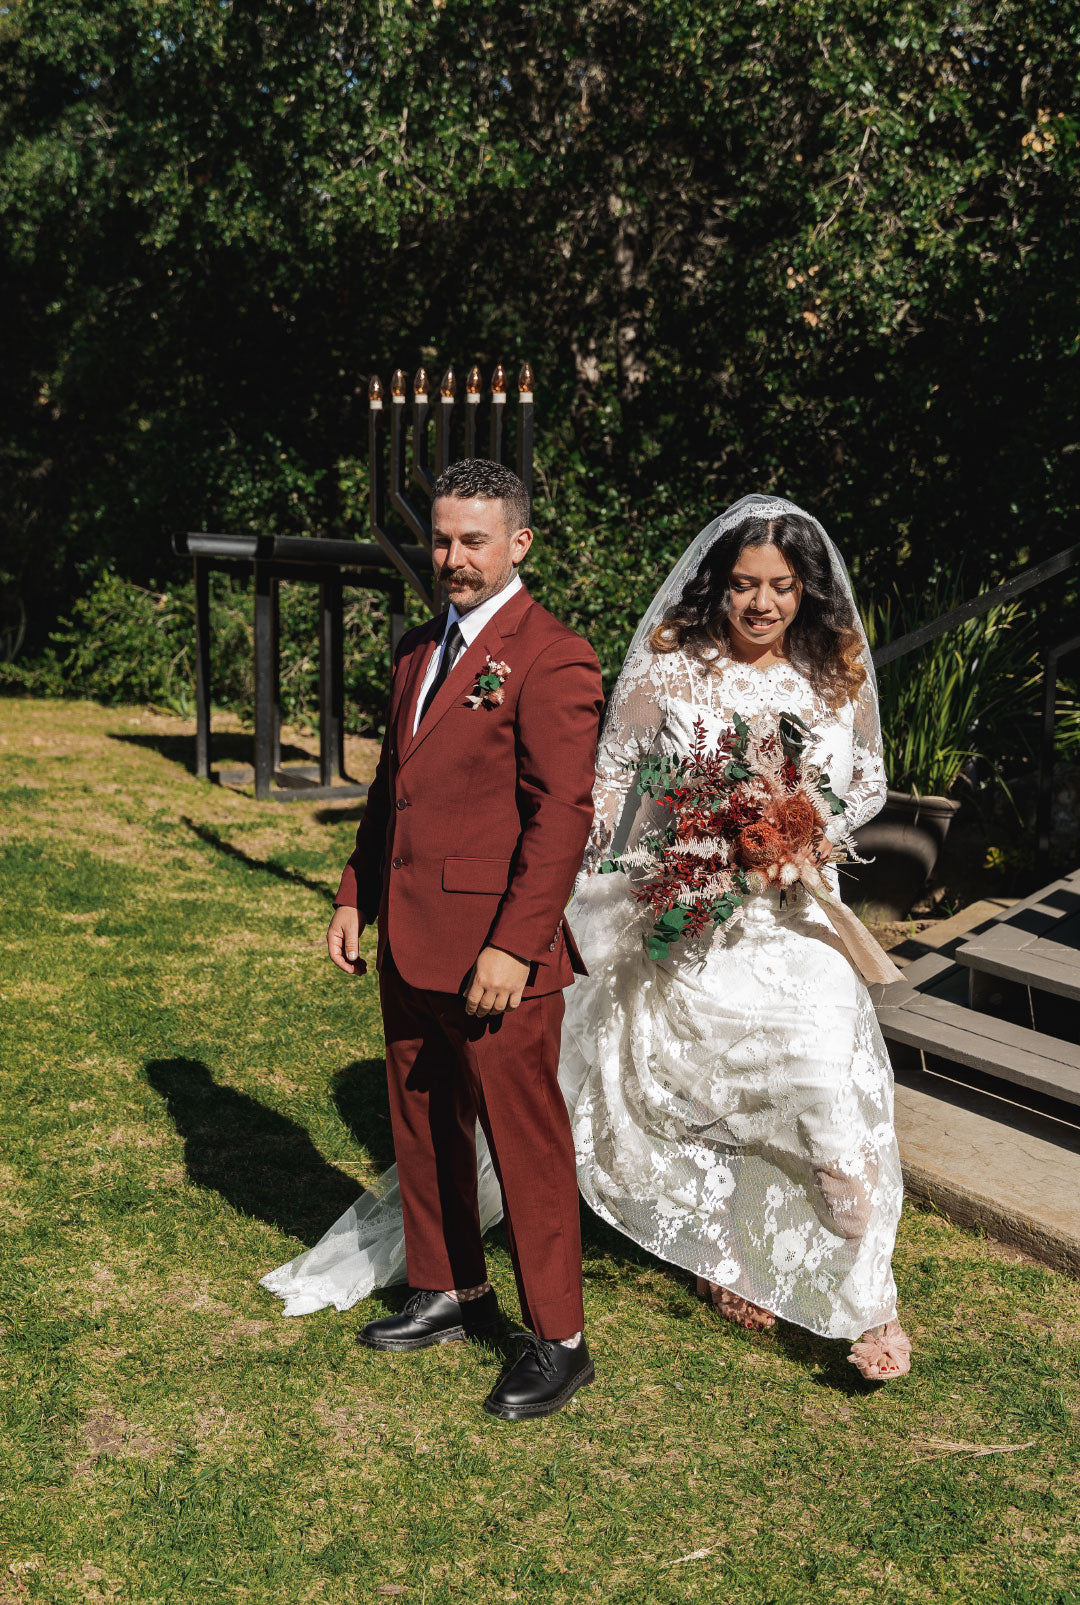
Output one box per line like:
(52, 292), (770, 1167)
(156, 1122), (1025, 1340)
(863, 584), (1040, 798)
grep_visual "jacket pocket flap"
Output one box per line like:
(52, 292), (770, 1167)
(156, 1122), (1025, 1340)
(442, 856), (512, 894)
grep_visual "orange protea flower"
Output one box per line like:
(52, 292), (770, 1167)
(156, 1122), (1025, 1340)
(771, 794), (817, 851)
(736, 821), (787, 872)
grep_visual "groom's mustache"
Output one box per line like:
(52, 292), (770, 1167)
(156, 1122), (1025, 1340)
(438, 569), (483, 590)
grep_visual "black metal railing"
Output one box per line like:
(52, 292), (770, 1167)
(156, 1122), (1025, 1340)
(870, 542), (1080, 877)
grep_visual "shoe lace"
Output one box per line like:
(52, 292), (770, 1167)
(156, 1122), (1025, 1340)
(402, 1289), (442, 1316)
(518, 1331), (559, 1379)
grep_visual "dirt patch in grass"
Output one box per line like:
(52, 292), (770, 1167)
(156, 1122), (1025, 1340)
(75, 1410), (166, 1476)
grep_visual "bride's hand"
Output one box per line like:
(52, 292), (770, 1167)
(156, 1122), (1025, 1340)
(809, 827), (832, 867)
(327, 906), (367, 975)
(581, 826), (613, 876)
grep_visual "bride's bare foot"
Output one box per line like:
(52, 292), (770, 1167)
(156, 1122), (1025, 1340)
(847, 1320), (912, 1380)
(696, 1276), (776, 1330)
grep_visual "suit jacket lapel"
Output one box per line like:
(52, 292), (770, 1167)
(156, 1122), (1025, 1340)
(401, 585), (534, 765)
(396, 626), (441, 758)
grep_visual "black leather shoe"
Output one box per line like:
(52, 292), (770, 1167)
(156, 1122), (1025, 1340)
(483, 1333), (594, 1420)
(357, 1288), (502, 1352)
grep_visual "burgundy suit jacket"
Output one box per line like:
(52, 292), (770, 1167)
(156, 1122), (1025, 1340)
(334, 584), (604, 997)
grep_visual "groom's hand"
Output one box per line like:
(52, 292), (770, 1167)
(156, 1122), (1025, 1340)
(465, 946), (531, 1017)
(327, 906), (367, 975)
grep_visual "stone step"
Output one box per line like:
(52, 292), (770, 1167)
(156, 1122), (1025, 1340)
(876, 988), (1080, 1108)
(894, 1064), (1080, 1276)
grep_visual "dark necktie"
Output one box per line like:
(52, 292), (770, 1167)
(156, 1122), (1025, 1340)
(417, 621), (464, 725)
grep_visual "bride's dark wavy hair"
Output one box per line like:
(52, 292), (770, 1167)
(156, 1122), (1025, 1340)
(649, 512), (866, 708)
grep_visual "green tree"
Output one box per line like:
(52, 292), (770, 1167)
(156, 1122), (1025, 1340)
(1, 0), (1077, 720)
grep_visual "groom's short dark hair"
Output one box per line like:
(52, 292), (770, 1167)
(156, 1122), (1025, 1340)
(433, 459), (531, 534)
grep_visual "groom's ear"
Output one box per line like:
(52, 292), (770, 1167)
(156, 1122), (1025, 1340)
(510, 526), (533, 566)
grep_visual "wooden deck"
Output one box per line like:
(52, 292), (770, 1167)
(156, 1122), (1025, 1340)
(873, 868), (1080, 1273)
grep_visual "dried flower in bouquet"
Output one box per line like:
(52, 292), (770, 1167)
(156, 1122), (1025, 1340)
(601, 711), (852, 961)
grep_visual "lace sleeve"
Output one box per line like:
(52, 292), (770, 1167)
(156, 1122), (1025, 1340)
(584, 650), (665, 869)
(842, 670), (887, 833)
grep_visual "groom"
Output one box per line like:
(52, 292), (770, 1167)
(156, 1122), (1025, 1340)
(327, 459), (603, 1420)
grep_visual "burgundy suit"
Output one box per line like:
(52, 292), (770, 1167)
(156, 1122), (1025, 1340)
(335, 584), (603, 1338)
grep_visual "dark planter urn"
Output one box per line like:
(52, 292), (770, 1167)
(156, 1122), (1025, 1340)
(846, 789), (961, 922)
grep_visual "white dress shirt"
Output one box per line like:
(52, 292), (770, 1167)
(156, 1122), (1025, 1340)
(412, 571), (524, 734)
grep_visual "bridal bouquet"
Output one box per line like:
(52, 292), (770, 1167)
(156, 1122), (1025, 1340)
(600, 710), (875, 967)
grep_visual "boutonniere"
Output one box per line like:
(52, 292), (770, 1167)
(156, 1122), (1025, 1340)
(465, 655), (511, 710)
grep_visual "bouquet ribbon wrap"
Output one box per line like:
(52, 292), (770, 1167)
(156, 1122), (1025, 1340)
(798, 865), (904, 986)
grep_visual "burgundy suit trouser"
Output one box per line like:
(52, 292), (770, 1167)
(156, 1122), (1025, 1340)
(379, 951), (584, 1341)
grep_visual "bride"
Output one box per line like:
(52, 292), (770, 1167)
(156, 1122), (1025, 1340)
(262, 495), (911, 1382)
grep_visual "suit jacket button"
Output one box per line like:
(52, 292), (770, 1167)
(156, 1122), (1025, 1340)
(396, 798), (407, 810)
(392, 856), (405, 869)
(549, 941), (557, 952)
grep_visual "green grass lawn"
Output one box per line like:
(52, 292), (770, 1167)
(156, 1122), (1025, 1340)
(1, 697), (1077, 1605)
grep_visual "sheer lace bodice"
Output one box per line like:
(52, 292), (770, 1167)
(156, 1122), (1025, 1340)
(589, 648), (886, 864)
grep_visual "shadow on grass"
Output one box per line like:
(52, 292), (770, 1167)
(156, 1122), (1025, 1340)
(331, 1057), (395, 1172)
(313, 802), (369, 826)
(146, 1057), (362, 1246)
(772, 1317), (876, 1392)
(147, 1051), (868, 1383)
(181, 816), (330, 896)
(111, 730), (314, 772)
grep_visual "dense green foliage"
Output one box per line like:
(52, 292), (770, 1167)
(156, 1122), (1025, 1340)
(2, 0), (1079, 722)
(2, 564), (402, 732)
(866, 588), (1043, 796)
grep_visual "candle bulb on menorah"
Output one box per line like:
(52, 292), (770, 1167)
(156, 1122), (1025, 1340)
(490, 363), (507, 463)
(390, 368), (407, 403)
(368, 374), (384, 410)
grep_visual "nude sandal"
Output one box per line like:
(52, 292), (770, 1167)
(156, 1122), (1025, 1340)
(696, 1277), (776, 1330)
(847, 1320), (912, 1380)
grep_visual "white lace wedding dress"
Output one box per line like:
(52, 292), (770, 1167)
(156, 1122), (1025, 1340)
(263, 643), (902, 1342)
(559, 646), (902, 1341)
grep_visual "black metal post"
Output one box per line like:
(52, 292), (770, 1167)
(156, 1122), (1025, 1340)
(389, 578), (407, 658)
(271, 578), (282, 774)
(436, 400), (454, 475)
(489, 363), (506, 463)
(413, 370), (434, 493)
(319, 571), (345, 787)
(465, 366), (481, 457)
(370, 378), (387, 536)
(388, 382), (434, 563)
(516, 363), (535, 520)
(193, 555), (212, 780)
(253, 560), (276, 801)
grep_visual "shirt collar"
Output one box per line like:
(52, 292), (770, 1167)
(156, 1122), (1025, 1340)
(445, 571), (523, 647)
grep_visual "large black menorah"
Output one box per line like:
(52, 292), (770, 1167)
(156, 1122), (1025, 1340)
(366, 361), (534, 607)
(173, 360), (536, 801)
